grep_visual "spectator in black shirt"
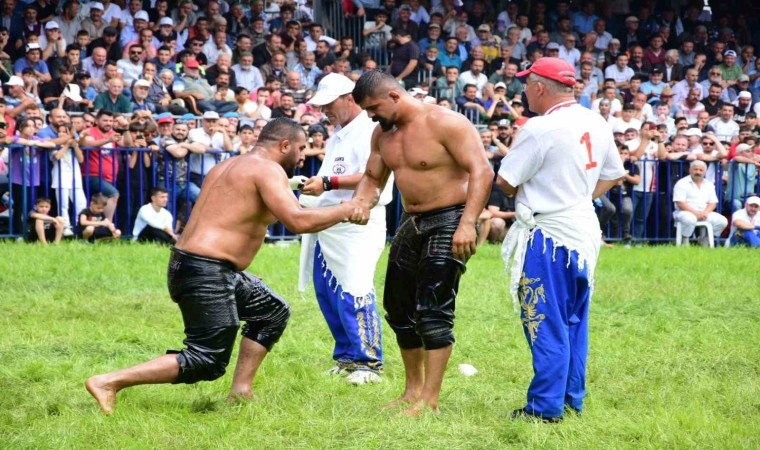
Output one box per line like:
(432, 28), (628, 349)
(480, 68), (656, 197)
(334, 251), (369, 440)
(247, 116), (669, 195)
(314, 39), (335, 70)
(39, 63), (75, 110)
(388, 28), (419, 89)
(88, 26), (121, 63)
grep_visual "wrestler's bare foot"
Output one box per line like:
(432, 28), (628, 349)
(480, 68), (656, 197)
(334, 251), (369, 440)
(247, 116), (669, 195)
(227, 389), (259, 403)
(85, 375), (118, 415)
(401, 399), (440, 417)
(381, 391), (421, 410)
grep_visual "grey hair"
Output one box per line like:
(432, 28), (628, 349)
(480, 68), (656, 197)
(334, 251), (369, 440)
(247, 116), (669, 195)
(527, 73), (573, 95)
(666, 49), (679, 59)
(690, 160), (707, 170)
(159, 69), (174, 79)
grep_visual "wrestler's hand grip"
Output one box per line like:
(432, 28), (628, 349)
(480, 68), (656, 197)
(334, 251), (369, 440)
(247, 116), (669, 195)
(289, 175), (309, 190)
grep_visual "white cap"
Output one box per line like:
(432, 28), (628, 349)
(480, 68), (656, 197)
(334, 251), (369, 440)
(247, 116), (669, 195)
(747, 196), (760, 206)
(307, 73), (355, 106)
(134, 79), (151, 88)
(90, 2), (104, 11)
(63, 84), (82, 102)
(134, 10), (149, 22)
(25, 42), (40, 52)
(684, 128), (702, 137)
(408, 87), (428, 96)
(5, 75), (23, 86)
(159, 17), (173, 26)
(45, 21), (59, 30)
(737, 91), (752, 99)
(736, 143), (753, 153)
(494, 81), (507, 90)
(202, 111), (220, 119)
(423, 96), (437, 104)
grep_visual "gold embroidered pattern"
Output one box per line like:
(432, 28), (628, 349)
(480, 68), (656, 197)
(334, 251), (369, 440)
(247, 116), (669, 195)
(519, 272), (546, 345)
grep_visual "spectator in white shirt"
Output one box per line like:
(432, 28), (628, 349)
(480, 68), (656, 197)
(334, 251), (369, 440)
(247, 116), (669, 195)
(202, 30), (232, 66)
(304, 23), (336, 52)
(132, 187), (177, 244)
(558, 34), (580, 67)
(232, 51), (264, 92)
(672, 160), (728, 245)
(708, 104), (740, 142)
(457, 58), (488, 99)
(604, 53), (634, 89)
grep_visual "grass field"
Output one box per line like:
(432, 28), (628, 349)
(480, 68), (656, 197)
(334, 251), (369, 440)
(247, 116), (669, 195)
(0, 241), (758, 449)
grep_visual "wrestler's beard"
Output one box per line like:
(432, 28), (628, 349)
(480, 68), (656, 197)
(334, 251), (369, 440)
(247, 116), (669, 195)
(373, 116), (394, 131)
(284, 165), (296, 178)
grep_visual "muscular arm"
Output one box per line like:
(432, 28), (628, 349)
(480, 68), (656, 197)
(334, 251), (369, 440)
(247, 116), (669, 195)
(440, 113), (494, 258)
(353, 127), (392, 212)
(258, 162), (355, 233)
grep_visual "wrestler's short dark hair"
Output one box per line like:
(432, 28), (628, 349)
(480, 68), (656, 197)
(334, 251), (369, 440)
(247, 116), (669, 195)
(352, 70), (398, 105)
(257, 118), (305, 146)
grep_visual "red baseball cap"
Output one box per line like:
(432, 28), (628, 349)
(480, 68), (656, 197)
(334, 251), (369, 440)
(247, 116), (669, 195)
(516, 57), (577, 87)
(184, 58), (200, 69)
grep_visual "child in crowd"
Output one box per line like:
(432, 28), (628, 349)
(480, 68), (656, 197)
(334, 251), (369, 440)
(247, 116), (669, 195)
(27, 197), (65, 245)
(50, 123), (87, 236)
(78, 193), (122, 242)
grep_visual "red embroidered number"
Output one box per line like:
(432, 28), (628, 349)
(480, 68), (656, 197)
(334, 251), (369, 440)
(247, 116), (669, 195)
(580, 132), (597, 170)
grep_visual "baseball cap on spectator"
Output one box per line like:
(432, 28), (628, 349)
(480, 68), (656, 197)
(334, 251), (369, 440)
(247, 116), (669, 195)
(239, 51), (253, 59)
(308, 124), (328, 138)
(747, 196), (760, 206)
(184, 58), (200, 69)
(409, 87), (428, 96)
(625, 16), (640, 23)
(511, 97), (523, 105)
(737, 91), (752, 99)
(684, 128), (702, 137)
(494, 82), (507, 90)
(516, 57), (576, 86)
(159, 17), (174, 27)
(223, 112), (239, 118)
(736, 143), (752, 153)
(724, 50), (737, 57)
(307, 73), (355, 106)
(5, 75), (23, 86)
(738, 74), (750, 82)
(25, 43), (40, 53)
(180, 113), (196, 123)
(398, 4), (411, 12)
(202, 111), (220, 120)
(103, 26), (118, 36)
(546, 42), (561, 51)
(428, 23), (440, 30)
(134, 11), (149, 22)
(650, 67), (662, 74)
(45, 21), (59, 30)
(497, 119), (510, 128)
(89, 2), (104, 11)
(75, 71), (91, 80)
(156, 112), (174, 124)
(63, 84), (82, 102)
(134, 79), (151, 88)
(478, 24), (491, 32)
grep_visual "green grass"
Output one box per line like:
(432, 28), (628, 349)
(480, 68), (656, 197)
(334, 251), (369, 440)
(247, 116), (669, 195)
(0, 242), (758, 449)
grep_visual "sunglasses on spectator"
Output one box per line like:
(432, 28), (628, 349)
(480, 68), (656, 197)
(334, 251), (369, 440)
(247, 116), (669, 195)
(701, 140), (714, 145)
(131, 51), (143, 55)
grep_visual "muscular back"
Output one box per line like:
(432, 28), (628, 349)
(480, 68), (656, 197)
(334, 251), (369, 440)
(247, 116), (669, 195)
(177, 154), (280, 270)
(375, 104), (483, 213)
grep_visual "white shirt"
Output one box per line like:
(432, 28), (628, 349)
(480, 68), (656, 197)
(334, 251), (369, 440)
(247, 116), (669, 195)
(132, 203), (174, 238)
(499, 102), (625, 214)
(305, 35), (336, 52)
(613, 117), (642, 134)
(729, 208), (759, 241)
(232, 64), (264, 91)
(315, 111), (393, 207)
(708, 117), (740, 142)
(672, 80), (704, 105)
(626, 138), (659, 192)
(116, 59), (143, 85)
(558, 46), (581, 67)
(202, 41), (232, 66)
(49, 145), (83, 189)
(672, 175), (719, 212)
(591, 98), (622, 115)
(604, 64), (634, 84)
(457, 71), (488, 98)
(188, 128), (227, 175)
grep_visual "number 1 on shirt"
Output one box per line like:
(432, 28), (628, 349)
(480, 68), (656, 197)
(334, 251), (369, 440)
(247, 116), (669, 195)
(580, 132), (597, 170)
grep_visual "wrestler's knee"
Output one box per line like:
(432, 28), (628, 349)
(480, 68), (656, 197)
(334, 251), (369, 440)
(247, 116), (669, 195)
(385, 313), (423, 349)
(173, 326), (239, 384)
(242, 297), (291, 351)
(415, 314), (455, 350)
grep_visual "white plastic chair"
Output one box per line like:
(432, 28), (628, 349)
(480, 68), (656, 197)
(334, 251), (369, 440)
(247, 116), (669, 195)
(675, 221), (714, 248)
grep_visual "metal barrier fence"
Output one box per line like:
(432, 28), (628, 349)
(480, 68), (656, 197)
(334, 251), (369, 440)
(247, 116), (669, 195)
(1, 144), (757, 243)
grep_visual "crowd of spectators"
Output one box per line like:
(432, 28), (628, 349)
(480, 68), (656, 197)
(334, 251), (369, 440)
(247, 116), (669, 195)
(0, 0), (757, 245)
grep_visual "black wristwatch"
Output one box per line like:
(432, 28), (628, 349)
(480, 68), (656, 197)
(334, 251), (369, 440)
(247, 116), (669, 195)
(322, 176), (332, 191)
